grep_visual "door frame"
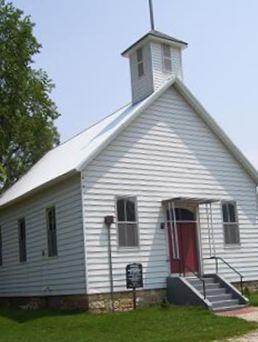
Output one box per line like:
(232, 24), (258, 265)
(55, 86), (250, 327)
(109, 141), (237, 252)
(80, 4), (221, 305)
(169, 221), (200, 275)
(165, 203), (203, 276)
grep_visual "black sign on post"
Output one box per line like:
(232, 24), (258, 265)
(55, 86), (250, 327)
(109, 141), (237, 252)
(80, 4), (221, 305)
(126, 263), (143, 309)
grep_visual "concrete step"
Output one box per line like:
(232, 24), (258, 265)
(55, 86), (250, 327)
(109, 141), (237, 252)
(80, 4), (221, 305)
(200, 288), (227, 296)
(167, 274), (249, 313)
(207, 293), (233, 302)
(213, 304), (248, 313)
(194, 283), (221, 291)
(187, 277), (215, 286)
(211, 299), (240, 309)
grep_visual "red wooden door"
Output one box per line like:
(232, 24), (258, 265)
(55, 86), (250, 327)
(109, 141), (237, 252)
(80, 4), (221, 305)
(168, 222), (199, 274)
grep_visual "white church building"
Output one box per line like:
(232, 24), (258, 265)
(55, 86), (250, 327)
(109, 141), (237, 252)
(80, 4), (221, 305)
(0, 24), (258, 311)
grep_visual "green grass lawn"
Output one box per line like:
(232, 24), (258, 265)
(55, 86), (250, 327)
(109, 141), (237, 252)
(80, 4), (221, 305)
(0, 306), (255, 342)
(248, 291), (258, 306)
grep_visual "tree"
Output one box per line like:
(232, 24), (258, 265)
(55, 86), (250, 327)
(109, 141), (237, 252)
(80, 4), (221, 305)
(0, 0), (60, 193)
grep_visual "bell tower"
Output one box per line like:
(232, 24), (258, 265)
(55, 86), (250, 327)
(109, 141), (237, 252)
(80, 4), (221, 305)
(122, 1), (188, 104)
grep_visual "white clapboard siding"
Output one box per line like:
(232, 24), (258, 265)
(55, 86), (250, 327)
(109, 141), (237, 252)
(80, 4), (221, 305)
(82, 85), (258, 295)
(151, 42), (183, 89)
(130, 44), (154, 104)
(0, 175), (86, 297)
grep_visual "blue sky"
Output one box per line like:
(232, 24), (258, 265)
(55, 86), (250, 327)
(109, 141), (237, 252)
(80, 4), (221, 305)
(12, 0), (258, 168)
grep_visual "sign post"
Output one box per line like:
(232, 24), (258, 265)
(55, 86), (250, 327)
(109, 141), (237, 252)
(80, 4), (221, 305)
(126, 263), (143, 309)
(104, 215), (115, 312)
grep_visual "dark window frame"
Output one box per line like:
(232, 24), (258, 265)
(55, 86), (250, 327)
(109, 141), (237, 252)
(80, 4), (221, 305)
(162, 44), (172, 72)
(46, 206), (58, 257)
(18, 218), (27, 263)
(116, 197), (139, 248)
(136, 48), (144, 78)
(222, 201), (240, 246)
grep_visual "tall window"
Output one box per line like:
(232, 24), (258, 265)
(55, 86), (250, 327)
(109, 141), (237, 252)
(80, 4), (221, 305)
(18, 218), (27, 263)
(0, 226), (2, 266)
(136, 48), (144, 77)
(163, 44), (172, 72)
(117, 197), (139, 247)
(222, 202), (240, 245)
(46, 207), (58, 257)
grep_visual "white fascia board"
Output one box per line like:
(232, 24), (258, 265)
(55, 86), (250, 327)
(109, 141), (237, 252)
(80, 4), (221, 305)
(122, 36), (186, 58)
(174, 79), (258, 185)
(0, 169), (78, 211)
(150, 36), (187, 50)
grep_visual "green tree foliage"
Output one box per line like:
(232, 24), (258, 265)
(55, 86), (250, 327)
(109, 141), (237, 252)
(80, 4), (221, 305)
(0, 0), (60, 193)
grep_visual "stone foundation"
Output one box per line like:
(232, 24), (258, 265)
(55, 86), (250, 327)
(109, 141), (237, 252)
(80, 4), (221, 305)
(0, 289), (166, 313)
(0, 280), (257, 312)
(88, 289), (166, 313)
(233, 280), (258, 292)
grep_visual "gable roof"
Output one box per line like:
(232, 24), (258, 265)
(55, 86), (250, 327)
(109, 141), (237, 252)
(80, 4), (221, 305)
(121, 30), (188, 57)
(1, 77), (258, 209)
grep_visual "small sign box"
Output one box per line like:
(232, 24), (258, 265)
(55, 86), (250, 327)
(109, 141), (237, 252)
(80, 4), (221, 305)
(126, 263), (143, 289)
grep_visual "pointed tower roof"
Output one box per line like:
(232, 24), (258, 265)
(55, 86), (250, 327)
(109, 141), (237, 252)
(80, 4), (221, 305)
(122, 29), (188, 57)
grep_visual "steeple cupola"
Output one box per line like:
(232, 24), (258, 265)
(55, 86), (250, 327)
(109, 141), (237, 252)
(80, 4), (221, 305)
(122, 30), (188, 104)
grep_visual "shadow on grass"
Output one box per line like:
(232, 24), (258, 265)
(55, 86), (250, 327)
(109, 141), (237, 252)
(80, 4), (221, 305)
(0, 308), (85, 323)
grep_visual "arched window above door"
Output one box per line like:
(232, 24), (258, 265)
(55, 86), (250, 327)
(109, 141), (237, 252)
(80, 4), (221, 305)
(166, 207), (195, 222)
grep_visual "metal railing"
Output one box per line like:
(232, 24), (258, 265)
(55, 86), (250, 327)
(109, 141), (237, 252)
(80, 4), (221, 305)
(184, 265), (207, 299)
(204, 256), (244, 295)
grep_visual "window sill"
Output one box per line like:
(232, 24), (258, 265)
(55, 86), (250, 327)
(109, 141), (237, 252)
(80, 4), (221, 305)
(224, 244), (241, 250)
(44, 255), (59, 260)
(117, 247), (140, 252)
